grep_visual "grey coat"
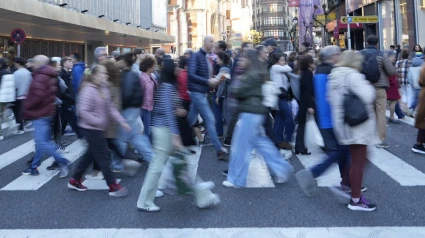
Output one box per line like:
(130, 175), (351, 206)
(327, 67), (380, 146)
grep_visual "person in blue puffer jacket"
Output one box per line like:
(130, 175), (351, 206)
(71, 53), (86, 96)
(187, 36), (228, 160)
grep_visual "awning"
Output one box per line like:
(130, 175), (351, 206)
(0, 0), (174, 47)
(326, 20), (364, 32)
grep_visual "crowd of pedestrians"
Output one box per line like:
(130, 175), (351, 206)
(3, 33), (425, 213)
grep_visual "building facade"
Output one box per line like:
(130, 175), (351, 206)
(252, 0), (292, 51)
(0, 0), (173, 64)
(167, 0), (228, 56)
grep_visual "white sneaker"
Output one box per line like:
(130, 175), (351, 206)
(14, 130), (25, 135)
(58, 147), (70, 153)
(0, 135), (4, 141)
(155, 190), (165, 198)
(222, 180), (237, 188)
(85, 171), (104, 180)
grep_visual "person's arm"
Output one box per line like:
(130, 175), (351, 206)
(381, 55), (396, 76)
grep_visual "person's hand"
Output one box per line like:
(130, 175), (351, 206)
(121, 122), (131, 132)
(176, 108), (187, 117)
(215, 97), (219, 105)
(307, 108), (314, 114)
(137, 54), (146, 60)
(208, 78), (220, 86)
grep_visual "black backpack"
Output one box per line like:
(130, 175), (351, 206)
(361, 50), (382, 83)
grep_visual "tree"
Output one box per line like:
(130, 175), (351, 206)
(250, 30), (263, 45)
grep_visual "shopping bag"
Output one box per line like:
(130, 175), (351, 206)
(304, 114), (324, 149)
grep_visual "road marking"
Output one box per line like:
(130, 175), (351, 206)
(296, 142), (425, 187)
(369, 147), (425, 186)
(1, 227), (425, 238)
(246, 151), (275, 188)
(1, 140), (86, 191)
(0, 140), (34, 170)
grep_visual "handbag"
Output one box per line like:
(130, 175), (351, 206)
(343, 74), (369, 127)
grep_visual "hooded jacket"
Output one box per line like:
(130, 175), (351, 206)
(21, 66), (58, 119)
(328, 67), (379, 146)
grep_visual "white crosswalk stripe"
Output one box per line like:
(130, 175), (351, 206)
(0, 115), (424, 191)
(1, 140), (86, 191)
(1, 227), (424, 238)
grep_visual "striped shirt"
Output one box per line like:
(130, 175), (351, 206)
(151, 83), (180, 135)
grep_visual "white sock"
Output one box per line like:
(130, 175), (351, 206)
(352, 198), (360, 203)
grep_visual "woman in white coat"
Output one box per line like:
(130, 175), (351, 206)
(328, 50), (379, 212)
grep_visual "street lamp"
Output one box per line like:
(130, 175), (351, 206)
(290, 17), (298, 52)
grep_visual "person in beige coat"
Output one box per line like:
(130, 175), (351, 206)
(328, 50), (379, 212)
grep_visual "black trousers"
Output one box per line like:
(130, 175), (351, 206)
(264, 114), (280, 149)
(11, 99), (24, 131)
(295, 122), (307, 153)
(60, 106), (82, 139)
(224, 109), (239, 141)
(72, 129), (116, 185)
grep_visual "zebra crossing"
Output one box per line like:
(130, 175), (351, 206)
(0, 128), (424, 191)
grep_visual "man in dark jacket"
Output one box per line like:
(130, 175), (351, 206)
(187, 36), (228, 160)
(21, 55), (70, 177)
(264, 38), (282, 69)
(114, 53), (153, 172)
(59, 57), (82, 139)
(361, 35), (396, 148)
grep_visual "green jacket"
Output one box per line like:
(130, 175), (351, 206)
(230, 70), (268, 114)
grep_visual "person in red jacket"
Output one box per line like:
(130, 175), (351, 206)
(21, 55), (70, 177)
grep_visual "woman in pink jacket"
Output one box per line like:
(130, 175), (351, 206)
(139, 56), (157, 138)
(67, 64), (131, 197)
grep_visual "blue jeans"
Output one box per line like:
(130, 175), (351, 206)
(187, 91), (223, 151)
(31, 117), (68, 169)
(140, 109), (152, 138)
(114, 108), (154, 170)
(273, 98), (295, 143)
(310, 129), (350, 186)
(410, 88), (421, 110)
(211, 92), (224, 136)
(395, 102), (405, 119)
(227, 113), (294, 187)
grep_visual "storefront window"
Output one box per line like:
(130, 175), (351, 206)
(397, 0), (416, 47)
(380, 0), (395, 50)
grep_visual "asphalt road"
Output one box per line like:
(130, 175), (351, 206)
(0, 120), (425, 231)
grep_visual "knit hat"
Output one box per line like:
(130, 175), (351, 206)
(264, 38), (277, 47)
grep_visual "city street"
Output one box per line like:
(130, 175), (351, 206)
(1, 113), (425, 237)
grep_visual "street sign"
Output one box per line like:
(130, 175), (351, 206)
(10, 28), (26, 45)
(340, 16), (378, 24)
